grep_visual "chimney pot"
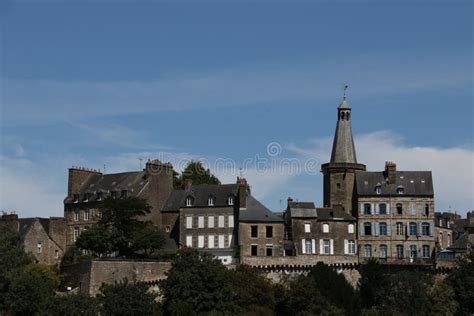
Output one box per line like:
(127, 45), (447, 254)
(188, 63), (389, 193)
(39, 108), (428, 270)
(184, 179), (193, 190)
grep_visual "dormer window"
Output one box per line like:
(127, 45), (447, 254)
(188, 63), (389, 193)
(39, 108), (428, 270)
(111, 191), (118, 199)
(96, 191), (103, 201)
(73, 194), (79, 203)
(227, 196), (234, 206)
(121, 190), (128, 198)
(83, 193), (89, 202)
(186, 196), (194, 207)
(397, 186), (405, 195)
(208, 196), (215, 206)
(375, 184), (381, 195)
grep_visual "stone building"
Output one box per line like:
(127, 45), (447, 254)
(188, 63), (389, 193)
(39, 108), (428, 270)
(435, 212), (458, 249)
(1, 212), (66, 266)
(355, 162), (435, 264)
(161, 178), (257, 264)
(321, 99), (366, 215)
(285, 200), (358, 261)
(63, 159), (173, 247)
(238, 195), (285, 259)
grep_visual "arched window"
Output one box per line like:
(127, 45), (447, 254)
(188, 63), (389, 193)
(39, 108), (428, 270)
(185, 196), (194, 207)
(379, 222), (387, 235)
(364, 222), (372, 235)
(364, 203), (371, 215)
(322, 223), (330, 233)
(379, 245), (388, 258)
(409, 222), (417, 235)
(208, 196), (215, 206)
(421, 222), (430, 236)
(379, 203), (387, 215)
(364, 244), (372, 257)
(375, 184), (382, 195)
(397, 186), (405, 195)
(422, 245), (430, 258)
(341, 112), (346, 120)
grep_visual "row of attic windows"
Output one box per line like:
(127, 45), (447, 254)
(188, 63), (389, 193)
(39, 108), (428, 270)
(72, 190), (128, 203)
(374, 184), (405, 195)
(185, 195), (235, 207)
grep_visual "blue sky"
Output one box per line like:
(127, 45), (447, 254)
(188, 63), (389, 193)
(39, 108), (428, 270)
(1, 0), (472, 217)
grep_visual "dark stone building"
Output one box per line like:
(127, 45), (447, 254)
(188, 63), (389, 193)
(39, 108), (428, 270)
(63, 159), (173, 247)
(285, 199), (357, 259)
(321, 99), (366, 215)
(1, 212), (66, 266)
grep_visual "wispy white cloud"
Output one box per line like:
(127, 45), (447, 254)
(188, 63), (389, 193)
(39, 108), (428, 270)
(2, 51), (470, 125)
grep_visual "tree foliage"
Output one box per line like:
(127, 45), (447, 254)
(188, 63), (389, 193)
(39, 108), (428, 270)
(52, 294), (100, 316)
(7, 264), (60, 315)
(75, 197), (166, 258)
(174, 160), (220, 189)
(447, 251), (474, 315)
(0, 223), (31, 312)
(98, 280), (162, 316)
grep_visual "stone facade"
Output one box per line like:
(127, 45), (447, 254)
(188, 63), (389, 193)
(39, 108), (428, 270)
(62, 260), (172, 296)
(1, 213), (66, 266)
(238, 222), (285, 258)
(64, 160), (173, 247)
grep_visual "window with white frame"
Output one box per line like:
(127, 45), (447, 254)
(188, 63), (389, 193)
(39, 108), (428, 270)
(266, 245), (273, 256)
(305, 239), (312, 254)
(74, 211), (79, 221)
(198, 235), (204, 248)
(409, 203), (416, 215)
(228, 215), (234, 228)
(447, 234), (451, 247)
(84, 209), (90, 221)
(208, 235), (215, 248)
(421, 222), (430, 236)
(74, 227), (80, 242)
(379, 245), (388, 258)
(364, 244), (372, 257)
(198, 216), (204, 228)
(208, 216), (214, 228)
(422, 245), (430, 258)
(304, 223), (311, 233)
(186, 236), (193, 247)
(396, 245), (404, 258)
(186, 216), (193, 229)
(409, 245), (417, 258)
(228, 234), (233, 247)
(186, 196), (193, 207)
(37, 243), (42, 254)
(322, 223), (330, 233)
(396, 222), (403, 235)
(55, 249), (59, 259)
(348, 224), (354, 234)
(364, 203), (371, 215)
(227, 196), (234, 206)
(379, 222), (387, 235)
(323, 239), (330, 254)
(379, 204), (387, 215)
(409, 222), (417, 235)
(218, 235), (225, 248)
(218, 216), (225, 228)
(375, 185), (382, 195)
(348, 240), (356, 255)
(208, 196), (215, 206)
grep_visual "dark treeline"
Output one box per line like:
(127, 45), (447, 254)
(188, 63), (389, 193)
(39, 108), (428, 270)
(1, 221), (474, 316)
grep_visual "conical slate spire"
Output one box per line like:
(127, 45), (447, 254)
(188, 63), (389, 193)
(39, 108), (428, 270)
(330, 99), (358, 163)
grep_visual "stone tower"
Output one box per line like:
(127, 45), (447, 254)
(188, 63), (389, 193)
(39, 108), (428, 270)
(321, 98), (366, 214)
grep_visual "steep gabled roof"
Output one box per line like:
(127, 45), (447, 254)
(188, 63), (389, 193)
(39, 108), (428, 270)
(161, 184), (239, 212)
(239, 196), (283, 223)
(356, 170), (434, 196)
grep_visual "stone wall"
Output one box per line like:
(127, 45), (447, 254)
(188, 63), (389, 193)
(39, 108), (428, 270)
(62, 260), (172, 296)
(24, 220), (64, 266)
(238, 222), (285, 257)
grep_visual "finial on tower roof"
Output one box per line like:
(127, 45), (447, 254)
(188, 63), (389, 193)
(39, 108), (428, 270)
(343, 84), (348, 101)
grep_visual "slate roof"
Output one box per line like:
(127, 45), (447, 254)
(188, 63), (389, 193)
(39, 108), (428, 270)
(161, 184), (239, 212)
(239, 196), (283, 223)
(316, 208), (355, 221)
(17, 218), (50, 237)
(64, 171), (148, 203)
(448, 232), (470, 251)
(355, 170), (434, 196)
(287, 201), (317, 218)
(287, 201), (355, 221)
(330, 100), (358, 164)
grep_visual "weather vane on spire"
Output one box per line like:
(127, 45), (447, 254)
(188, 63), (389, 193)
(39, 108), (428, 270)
(343, 84), (349, 101)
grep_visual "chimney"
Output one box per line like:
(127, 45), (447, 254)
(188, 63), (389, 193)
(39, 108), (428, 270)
(68, 166), (102, 197)
(184, 179), (193, 191)
(385, 161), (397, 184)
(1, 211), (20, 232)
(287, 197), (293, 208)
(237, 177), (249, 209)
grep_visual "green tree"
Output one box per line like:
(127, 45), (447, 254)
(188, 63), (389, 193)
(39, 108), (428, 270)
(98, 279), (161, 316)
(447, 251), (474, 315)
(427, 279), (459, 316)
(359, 258), (387, 309)
(160, 248), (237, 315)
(7, 264), (60, 315)
(307, 262), (359, 314)
(232, 265), (276, 314)
(276, 274), (344, 316)
(52, 294), (100, 316)
(174, 160), (220, 189)
(0, 223), (31, 312)
(75, 197), (166, 258)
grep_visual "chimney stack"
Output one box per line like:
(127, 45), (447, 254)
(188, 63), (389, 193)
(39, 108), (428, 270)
(385, 161), (397, 184)
(184, 179), (193, 191)
(1, 211), (20, 232)
(68, 166), (102, 197)
(237, 177), (249, 209)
